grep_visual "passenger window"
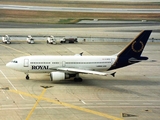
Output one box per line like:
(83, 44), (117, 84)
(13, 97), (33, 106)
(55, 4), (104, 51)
(12, 60), (18, 63)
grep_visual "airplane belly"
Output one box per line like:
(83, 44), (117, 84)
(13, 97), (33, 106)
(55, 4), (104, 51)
(29, 69), (53, 73)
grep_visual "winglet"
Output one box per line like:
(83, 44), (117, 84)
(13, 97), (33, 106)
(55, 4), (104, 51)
(79, 52), (83, 56)
(111, 72), (116, 77)
(74, 52), (83, 56)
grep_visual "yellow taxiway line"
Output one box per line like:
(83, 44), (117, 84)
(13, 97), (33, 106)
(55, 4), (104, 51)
(0, 44), (30, 55)
(25, 88), (47, 120)
(10, 89), (123, 120)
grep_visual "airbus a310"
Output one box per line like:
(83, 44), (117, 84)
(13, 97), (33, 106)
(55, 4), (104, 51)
(6, 30), (152, 82)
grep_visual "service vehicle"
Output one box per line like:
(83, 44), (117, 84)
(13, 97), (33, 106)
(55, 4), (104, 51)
(60, 37), (78, 43)
(2, 35), (11, 44)
(47, 36), (56, 44)
(26, 35), (34, 44)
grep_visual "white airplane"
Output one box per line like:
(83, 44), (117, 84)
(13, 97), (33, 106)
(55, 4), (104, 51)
(6, 30), (152, 82)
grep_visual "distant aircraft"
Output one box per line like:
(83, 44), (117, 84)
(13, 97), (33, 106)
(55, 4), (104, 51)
(6, 30), (152, 82)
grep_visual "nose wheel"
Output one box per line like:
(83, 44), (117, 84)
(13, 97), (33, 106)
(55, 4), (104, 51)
(26, 74), (29, 80)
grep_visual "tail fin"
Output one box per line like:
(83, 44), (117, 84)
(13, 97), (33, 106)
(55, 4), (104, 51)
(118, 30), (152, 58)
(109, 30), (152, 70)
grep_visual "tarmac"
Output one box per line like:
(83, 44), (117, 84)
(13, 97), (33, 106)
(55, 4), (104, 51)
(0, 21), (160, 39)
(0, 41), (160, 120)
(1, 4), (160, 13)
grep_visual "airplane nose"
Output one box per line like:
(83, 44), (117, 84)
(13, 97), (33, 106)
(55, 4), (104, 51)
(6, 62), (10, 67)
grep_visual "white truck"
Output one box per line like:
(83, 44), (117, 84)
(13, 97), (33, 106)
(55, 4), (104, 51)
(60, 37), (78, 43)
(26, 35), (34, 44)
(47, 36), (56, 44)
(2, 35), (11, 44)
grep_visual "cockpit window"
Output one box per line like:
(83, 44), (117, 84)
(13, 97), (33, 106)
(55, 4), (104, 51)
(11, 60), (18, 63)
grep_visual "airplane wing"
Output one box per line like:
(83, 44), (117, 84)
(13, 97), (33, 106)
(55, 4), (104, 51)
(56, 68), (116, 77)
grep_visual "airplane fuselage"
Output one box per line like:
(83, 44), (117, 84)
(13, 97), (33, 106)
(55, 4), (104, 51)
(7, 55), (117, 73)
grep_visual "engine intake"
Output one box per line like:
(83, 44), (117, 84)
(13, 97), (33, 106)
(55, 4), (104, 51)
(50, 72), (77, 81)
(50, 72), (66, 81)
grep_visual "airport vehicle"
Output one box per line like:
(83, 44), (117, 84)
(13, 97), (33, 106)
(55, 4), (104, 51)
(60, 37), (78, 43)
(6, 30), (152, 82)
(2, 35), (11, 44)
(47, 36), (56, 44)
(26, 35), (34, 44)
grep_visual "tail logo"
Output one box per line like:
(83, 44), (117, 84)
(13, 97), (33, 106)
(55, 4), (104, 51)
(131, 41), (144, 53)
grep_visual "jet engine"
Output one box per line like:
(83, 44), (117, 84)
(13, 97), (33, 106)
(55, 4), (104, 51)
(50, 71), (77, 81)
(50, 72), (65, 81)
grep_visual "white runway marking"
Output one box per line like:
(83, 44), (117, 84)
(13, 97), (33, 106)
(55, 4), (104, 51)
(80, 100), (86, 104)
(1, 105), (160, 110)
(120, 103), (130, 105)
(0, 70), (25, 100)
(1, 89), (9, 100)
(143, 103), (153, 105)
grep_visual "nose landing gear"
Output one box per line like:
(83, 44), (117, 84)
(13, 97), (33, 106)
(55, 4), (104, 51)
(26, 74), (29, 80)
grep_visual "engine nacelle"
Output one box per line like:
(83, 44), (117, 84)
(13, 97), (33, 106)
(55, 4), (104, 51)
(50, 72), (67, 81)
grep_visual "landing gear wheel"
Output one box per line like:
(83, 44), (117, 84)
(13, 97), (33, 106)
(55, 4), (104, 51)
(74, 77), (83, 82)
(26, 75), (29, 80)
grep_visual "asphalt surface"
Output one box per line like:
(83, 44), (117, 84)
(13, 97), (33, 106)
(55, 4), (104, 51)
(0, 4), (160, 13)
(0, 42), (160, 120)
(0, 21), (160, 28)
(0, 25), (159, 39)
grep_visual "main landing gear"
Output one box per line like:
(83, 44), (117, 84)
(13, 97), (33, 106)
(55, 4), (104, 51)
(26, 74), (29, 80)
(74, 77), (82, 82)
(74, 74), (83, 82)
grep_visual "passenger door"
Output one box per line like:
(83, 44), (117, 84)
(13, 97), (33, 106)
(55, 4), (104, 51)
(62, 61), (66, 67)
(24, 59), (29, 67)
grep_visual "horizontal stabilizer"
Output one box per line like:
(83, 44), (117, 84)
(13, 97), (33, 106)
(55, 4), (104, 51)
(111, 72), (116, 77)
(129, 57), (148, 62)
